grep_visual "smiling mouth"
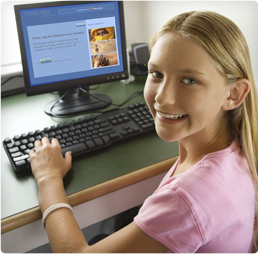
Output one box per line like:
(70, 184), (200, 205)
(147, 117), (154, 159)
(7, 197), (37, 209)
(158, 112), (187, 120)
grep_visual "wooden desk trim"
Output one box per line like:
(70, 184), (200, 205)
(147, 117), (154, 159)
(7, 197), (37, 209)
(1, 156), (178, 234)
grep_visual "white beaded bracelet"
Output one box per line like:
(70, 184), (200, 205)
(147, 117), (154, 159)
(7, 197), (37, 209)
(42, 203), (73, 228)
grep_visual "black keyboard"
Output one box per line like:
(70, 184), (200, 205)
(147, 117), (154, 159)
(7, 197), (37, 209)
(3, 102), (155, 176)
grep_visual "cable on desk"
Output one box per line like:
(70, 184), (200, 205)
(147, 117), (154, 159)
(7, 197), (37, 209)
(79, 87), (144, 108)
(49, 88), (144, 118)
(49, 90), (71, 115)
(1, 75), (24, 86)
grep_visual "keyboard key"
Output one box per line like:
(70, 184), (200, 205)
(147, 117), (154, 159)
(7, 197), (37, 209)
(28, 137), (35, 143)
(21, 133), (28, 138)
(4, 138), (11, 144)
(141, 123), (153, 130)
(15, 160), (26, 166)
(101, 135), (110, 144)
(99, 126), (112, 133)
(13, 154), (29, 162)
(28, 131), (34, 137)
(20, 145), (27, 151)
(61, 143), (87, 156)
(27, 143), (34, 149)
(110, 119), (118, 125)
(100, 122), (109, 127)
(9, 147), (19, 153)
(14, 135), (21, 141)
(99, 130), (115, 137)
(109, 133), (120, 141)
(86, 140), (95, 149)
(7, 143), (14, 148)
(121, 131), (128, 137)
(93, 138), (104, 147)
(56, 130), (62, 135)
(11, 152), (22, 158)
(21, 139), (28, 144)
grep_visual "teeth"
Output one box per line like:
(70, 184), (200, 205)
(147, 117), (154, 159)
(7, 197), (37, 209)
(158, 112), (186, 120)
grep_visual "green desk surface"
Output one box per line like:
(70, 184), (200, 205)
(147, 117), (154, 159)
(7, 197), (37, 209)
(1, 77), (179, 220)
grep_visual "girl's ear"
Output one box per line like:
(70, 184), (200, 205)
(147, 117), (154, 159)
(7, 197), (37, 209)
(222, 79), (250, 111)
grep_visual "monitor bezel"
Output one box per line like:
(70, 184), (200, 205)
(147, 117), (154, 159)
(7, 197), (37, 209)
(14, 1), (128, 96)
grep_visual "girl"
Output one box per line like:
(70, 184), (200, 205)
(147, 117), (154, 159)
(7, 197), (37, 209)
(29, 11), (258, 252)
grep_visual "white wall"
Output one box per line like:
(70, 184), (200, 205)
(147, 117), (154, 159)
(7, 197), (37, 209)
(123, 1), (146, 47)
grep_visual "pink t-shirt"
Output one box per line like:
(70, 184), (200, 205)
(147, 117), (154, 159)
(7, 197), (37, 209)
(134, 142), (255, 253)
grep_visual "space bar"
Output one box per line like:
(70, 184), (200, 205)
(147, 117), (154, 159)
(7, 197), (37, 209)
(61, 143), (87, 156)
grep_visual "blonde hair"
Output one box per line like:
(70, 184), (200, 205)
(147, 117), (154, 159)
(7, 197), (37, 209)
(149, 11), (258, 252)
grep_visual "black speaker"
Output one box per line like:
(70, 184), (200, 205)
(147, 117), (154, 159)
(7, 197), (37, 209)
(131, 43), (150, 76)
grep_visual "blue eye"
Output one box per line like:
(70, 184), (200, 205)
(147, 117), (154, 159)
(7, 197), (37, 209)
(182, 78), (197, 85)
(151, 71), (163, 79)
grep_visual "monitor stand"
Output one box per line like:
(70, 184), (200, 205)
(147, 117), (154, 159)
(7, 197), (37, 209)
(44, 87), (111, 117)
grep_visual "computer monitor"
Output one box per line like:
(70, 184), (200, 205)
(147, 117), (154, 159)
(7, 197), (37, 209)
(14, 1), (128, 117)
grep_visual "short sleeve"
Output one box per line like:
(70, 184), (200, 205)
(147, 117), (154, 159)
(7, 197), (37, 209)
(134, 188), (203, 253)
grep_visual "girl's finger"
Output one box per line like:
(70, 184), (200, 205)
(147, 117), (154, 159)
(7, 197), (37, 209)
(29, 149), (35, 156)
(41, 136), (50, 146)
(51, 138), (60, 146)
(34, 139), (42, 150)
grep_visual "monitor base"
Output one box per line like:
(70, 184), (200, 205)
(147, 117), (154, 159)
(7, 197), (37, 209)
(44, 88), (111, 117)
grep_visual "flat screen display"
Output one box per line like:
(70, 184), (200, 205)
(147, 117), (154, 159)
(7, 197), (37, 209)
(15, 1), (128, 96)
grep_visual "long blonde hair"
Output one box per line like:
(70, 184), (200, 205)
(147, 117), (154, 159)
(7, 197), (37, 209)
(149, 11), (258, 252)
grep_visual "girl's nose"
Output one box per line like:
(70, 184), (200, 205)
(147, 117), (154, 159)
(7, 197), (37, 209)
(155, 80), (176, 106)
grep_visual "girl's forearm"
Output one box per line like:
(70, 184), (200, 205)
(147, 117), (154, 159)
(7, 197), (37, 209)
(37, 177), (89, 253)
(37, 176), (68, 212)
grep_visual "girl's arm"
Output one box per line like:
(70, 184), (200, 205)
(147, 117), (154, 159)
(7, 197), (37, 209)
(29, 137), (168, 253)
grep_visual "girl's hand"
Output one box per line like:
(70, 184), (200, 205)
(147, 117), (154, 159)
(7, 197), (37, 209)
(29, 137), (72, 184)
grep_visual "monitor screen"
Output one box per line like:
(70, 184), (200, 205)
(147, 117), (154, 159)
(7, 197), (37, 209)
(14, 1), (128, 116)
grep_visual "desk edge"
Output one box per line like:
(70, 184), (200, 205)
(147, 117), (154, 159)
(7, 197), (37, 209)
(1, 156), (178, 234)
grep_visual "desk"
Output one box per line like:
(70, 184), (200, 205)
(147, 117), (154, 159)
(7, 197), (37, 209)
(1, 77), (179, 252)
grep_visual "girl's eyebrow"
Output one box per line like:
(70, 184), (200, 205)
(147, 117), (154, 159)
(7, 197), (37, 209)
(147, 61), (159, 68)
(148, 62), (206, 76)
(177, 69), (206, 76)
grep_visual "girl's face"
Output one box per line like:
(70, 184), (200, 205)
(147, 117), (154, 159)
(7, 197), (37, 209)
(144, 33), (230, 143)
